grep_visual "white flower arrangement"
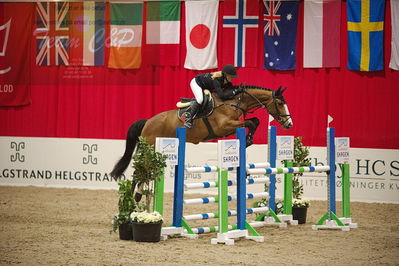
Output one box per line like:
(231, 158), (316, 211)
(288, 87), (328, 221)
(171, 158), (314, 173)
(292, 198), (310, 208)
(130, 211), (163, 224)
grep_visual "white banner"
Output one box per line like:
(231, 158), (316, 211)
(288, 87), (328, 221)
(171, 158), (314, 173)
(0, 137), (398, 203)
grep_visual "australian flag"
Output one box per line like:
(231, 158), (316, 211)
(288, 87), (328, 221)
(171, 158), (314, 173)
(263, 0), (299, 70)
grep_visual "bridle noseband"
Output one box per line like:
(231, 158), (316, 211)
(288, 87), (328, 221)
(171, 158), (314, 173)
(238, 88), (292, 127)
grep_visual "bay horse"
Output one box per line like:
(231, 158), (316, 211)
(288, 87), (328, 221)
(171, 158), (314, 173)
(111, 85), (293, 180)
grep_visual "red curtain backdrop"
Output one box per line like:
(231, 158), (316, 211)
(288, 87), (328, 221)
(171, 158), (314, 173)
(0, 1), (398, 149)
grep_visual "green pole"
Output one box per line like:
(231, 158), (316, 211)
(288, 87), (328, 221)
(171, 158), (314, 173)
(342, 163), (351, 218)
(283, 161), (293, 215)
(218, 168), (229, 233)
(154, 168), (165, 215)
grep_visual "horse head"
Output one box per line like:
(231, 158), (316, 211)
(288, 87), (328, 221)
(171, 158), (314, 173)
(269, 86), (293, 129)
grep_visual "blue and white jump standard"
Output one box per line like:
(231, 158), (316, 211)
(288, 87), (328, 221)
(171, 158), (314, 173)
(248, 127), (351, 231)
(166, 127), (273, 245)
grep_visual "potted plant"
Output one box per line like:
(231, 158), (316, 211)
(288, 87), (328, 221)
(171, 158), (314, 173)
(130, 136), (167, 242)
(111, 178), (137, 240)
(286, 136), (311, 224)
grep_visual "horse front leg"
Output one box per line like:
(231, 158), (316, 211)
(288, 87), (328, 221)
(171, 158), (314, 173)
(244, 117), (260, 147)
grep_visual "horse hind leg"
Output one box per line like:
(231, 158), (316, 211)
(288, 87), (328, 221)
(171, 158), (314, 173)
(244, 117), (260, 147)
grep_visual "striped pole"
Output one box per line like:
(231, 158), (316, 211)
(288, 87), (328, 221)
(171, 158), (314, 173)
(184, 177), (270, 190)
(186, 163), (270, 173)
(183, 192), (269, 205)
(172, 127), (186, 227)
(247, 165), (331, 175)
(183, 207), (269, 221)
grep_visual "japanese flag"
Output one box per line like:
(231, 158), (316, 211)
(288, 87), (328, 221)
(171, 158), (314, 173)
(184, 0), (218, 70)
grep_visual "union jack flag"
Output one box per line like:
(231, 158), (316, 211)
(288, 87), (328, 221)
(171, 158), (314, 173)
(263, 0), (281, 36)
(36, 2), (69, 66)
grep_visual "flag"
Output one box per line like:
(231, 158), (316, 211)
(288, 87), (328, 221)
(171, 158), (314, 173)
(222, 0), (259, 68)
(303, 0), (341, 68)
(108, 2), (143, 69)
(145, 1), (180, 66)
(0, 2), (34, 106)
(389, 0), (399, 70)
(69, 2), (105, 66)
(347, 0), (386, 71)
(184, 0), (218, 70)
(263, 0), (299, 70)
(36, 2), (70, 66)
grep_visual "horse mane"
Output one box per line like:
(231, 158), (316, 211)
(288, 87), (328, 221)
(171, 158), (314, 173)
(231, 84), (272, 91)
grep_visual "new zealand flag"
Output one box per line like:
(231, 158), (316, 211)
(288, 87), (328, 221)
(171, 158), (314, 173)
(263, 0), (299, 70)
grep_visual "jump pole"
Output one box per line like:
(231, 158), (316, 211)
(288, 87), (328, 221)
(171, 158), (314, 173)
(311, 127), (349, 230)
(211, 128), (264, 245)
(339, 163), (358, 228)
(254, 126), (285, 224)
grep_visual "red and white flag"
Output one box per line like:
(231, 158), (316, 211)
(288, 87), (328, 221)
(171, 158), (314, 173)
(184, 0), (218, 70)
(303, 0), (341, 68)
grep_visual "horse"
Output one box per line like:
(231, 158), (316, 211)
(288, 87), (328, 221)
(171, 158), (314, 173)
(110, 85), (293, 181)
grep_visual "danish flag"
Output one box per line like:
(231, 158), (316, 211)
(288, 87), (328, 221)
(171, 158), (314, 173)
(35, 2), (69, 66)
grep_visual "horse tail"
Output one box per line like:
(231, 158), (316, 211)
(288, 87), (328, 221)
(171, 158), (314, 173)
(110, 119), (147, 181)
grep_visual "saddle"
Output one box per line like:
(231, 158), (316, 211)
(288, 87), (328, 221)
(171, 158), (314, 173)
(176, 90), (215, 123)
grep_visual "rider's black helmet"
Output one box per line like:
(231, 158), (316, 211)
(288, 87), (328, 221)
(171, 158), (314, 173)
(222, 64), (238, 78)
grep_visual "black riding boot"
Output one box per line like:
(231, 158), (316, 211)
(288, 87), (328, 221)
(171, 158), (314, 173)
(184, 101), (200, 128)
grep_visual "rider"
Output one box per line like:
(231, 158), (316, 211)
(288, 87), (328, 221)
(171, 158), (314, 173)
(184, 64), (241, 128)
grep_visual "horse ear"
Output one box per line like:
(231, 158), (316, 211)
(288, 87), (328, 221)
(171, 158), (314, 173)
(281, 87), (287, 94)
(276, 86), (282, 95)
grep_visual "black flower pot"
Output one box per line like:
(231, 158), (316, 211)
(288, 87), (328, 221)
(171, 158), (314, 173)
(132, 222), (162, 242)
(119, 223), (133, 240)
(292, 206), (308, 224)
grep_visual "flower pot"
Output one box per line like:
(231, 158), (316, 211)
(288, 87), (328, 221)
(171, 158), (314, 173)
(132, 221), (162, 242)
(292, 206), (308, 224)
(118, 223), (133, 240)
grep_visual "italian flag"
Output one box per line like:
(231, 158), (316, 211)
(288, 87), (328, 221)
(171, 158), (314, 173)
(145, 1), (180, 66)
(108, 2), (143, 69)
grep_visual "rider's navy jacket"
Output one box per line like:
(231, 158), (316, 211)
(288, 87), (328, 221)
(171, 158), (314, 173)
(195, 73), (235, 101)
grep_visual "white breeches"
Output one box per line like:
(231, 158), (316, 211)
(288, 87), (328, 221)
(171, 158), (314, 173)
(190, 78), (203, 104)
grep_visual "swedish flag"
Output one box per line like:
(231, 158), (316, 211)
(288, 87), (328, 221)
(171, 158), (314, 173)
(347, 0), (386, 71)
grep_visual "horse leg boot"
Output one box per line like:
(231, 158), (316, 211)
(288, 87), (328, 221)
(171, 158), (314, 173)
(244, 117), (260, 147)
(184, 101), (200, 128)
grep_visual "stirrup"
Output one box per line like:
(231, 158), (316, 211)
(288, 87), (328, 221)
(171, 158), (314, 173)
(184, 120), (193, 128)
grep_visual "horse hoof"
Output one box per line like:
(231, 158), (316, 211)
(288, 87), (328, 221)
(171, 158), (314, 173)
(135, 193), (142, 202)
(246, 140), (253, 147)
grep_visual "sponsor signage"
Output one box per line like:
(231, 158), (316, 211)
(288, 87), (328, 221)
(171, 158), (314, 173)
(155, 137), (179, 166)
(276, 136), (294, 160)
(218, 139), (240, 169)
(1, 137), (398, 203)
(335, 137), (350, 163)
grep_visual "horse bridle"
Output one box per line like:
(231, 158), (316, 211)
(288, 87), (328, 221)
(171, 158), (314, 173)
(214, 86), (292, 127)
(236, 88), (292, 127)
